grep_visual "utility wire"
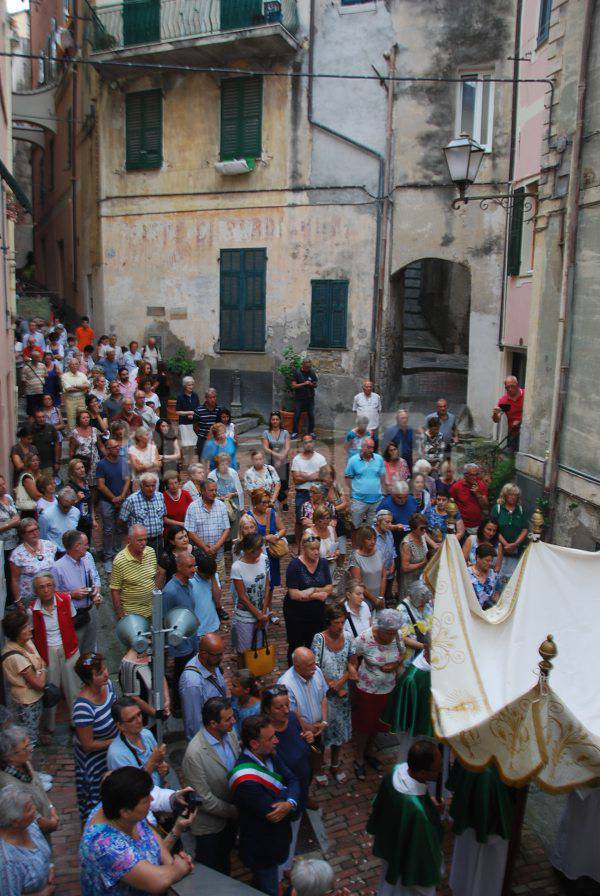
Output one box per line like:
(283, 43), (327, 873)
(4, 50), (554, 86)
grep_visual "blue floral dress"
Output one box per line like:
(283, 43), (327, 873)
(80, 813), (162, 896)
(311, 631), (352, 748)
(468, 567), (500, 609)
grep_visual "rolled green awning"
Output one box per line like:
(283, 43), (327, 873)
(0, 158), (32, 214)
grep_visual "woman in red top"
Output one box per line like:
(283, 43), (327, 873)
(162, 470), (193, 530)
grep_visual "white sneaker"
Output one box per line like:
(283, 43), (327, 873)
(38, 772), (53, 791)
(104, 559), (113, 573)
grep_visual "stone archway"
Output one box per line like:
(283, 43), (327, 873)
(381, 258), (471, 409)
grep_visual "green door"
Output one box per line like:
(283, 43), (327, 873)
(123, 0), (160, 46)
(220, 0), (263, 31)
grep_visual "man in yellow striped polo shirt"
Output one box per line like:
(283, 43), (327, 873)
(110, 524), (157, 620)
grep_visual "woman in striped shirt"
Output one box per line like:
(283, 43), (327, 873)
(72, 652), (117, 821)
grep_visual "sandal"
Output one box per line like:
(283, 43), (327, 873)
(330, 765), (347, 784)
(353, 760), (366, 781)
(365, 754), (382, 771)
(314, 773), (329, 787)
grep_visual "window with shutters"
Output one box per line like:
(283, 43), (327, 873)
(220, 248), (266, 351)
(310, 280), (349, 349)
(537, 0), (553, 45)
(507, 184), (537, 276)
(125, 90), (162, 171)
(507, 188), (525, 276)
(220, 77), (262, 160)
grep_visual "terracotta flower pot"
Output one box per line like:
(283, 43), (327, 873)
(167, 399), (178, 422)
(281, 410), (294, 433)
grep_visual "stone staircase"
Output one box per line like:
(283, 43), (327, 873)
(400, 261), (468, 402)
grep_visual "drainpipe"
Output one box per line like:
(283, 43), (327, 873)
(307, 0), (385, 381)
(374, 45), (397, 386)
(71, 0), (79, 304)
(497, 0), (523, 350)
(545, 0), (596, 533)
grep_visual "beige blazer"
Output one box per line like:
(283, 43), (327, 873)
(181, 726), (240, 836)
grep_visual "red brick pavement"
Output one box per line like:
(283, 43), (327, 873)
(35, 435), (565, 896)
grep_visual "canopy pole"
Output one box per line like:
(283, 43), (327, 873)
(501, 635), (558, 895)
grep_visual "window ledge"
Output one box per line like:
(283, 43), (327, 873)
(338, 2), (378, 13)
(308, 345), (348, 351)
(216, 349), (267, 355)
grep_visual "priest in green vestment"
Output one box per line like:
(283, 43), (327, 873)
(367, 739), (444, 896)
(447, 758), (517, 896)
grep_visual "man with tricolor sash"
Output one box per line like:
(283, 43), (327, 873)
(229, 713), (301, 896)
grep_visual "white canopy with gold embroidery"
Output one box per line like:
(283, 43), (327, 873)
(430, 536), (600, 792)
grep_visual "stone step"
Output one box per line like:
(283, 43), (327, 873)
(403, 287), (421, 299)
(402, 351), (468, 374)
(403, 312), (428, 329)
(400, 370), (468, 402)
(404, 298), (422, 313)
(233, 416), (261, 435)
(403, 331), (443, 352)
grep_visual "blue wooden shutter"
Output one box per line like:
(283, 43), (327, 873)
(220, 77), (262, 160)
(507, 188), (525, 276)
(126, 90), (162, 170)
(220, 249), (266, 350)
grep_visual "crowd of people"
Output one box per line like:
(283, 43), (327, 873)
(0, 312), (550, 896)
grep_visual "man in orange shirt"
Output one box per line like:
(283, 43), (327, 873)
(75, 316), (94, 352)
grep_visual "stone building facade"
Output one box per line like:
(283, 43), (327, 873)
(517, 0), (600, 550)
(28, 0), (519, 430)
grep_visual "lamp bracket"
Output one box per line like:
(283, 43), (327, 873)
(451, 193), (537, 220)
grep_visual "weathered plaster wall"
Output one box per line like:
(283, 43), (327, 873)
(98, 200), (376, 414)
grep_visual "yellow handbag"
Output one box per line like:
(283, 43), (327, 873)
(243, 626), (276, 676)
(267, 536), (289, 559)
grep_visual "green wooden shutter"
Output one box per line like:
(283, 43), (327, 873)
(310, 281), (331, 348)
(220, 248), (266, 350)
(537, 0), (552, 44)
(220, 77), (262, 160)
(126, 90), (162, 171)
(123, 0), (160, 46)
(330, 281), (348, 348)
(220, 0), (262, 30)
(507, 188), (525, 276)
(310, 280), (348, 348)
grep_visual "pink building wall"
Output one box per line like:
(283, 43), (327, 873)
(503, 0), (552, 348)
(0, 0), (17, 480)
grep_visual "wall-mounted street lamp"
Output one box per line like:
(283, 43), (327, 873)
(443, 132), (534, 214)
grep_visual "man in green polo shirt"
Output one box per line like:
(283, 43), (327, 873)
(110, 524), (157, 620)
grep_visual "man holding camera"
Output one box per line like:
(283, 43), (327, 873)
(181, 696), (240, 874)
(51, 530), (102, 654)
(492, 375), (524, 453)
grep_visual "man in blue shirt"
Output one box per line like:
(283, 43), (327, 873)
(163, 552), (220, 715)
(98, 347), (120, 382)
(380, 408), (415, 474)
(344, 437), (385, 529)
(107, 696), (167, 787)
(377, 481), (419, 588)
(96, 439), (131, 573)
(38, 486), (80, 552)
(179, 632), (228, 741)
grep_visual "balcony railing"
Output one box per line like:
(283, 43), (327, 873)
(90, 0), (299, 52)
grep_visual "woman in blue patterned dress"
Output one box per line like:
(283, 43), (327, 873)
(0, 784), (53, 896)
(468, 543), (501, 610)
(230, 669), (261, 737)
(72, 652), (117, 821)
(80, 766), (193, 895)
(311, 603), (356, 784)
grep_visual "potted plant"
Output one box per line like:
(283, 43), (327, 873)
(277, 346), (302, 433)
(165, 348), (196, 422)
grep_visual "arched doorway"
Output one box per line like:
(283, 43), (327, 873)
(382, 258), (471, 410)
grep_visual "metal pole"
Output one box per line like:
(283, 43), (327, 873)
(150, 588), (165, 743)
